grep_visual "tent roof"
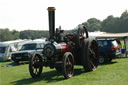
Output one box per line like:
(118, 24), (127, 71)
(95, 32), (128, 39)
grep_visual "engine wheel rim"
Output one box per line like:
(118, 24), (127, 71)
(65, 56), (73, 77)
(32, 56), (41, 75)
(88, 40), (99, 70)
(63, 53), (74, 79)
(29, 54), (43, 78)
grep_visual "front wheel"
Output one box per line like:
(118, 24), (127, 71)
(62, 52), (74, 79)
(29, 54), (43, 78)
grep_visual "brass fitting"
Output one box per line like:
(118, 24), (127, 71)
(47, 7), (56, 11)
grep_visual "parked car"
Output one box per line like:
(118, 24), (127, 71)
(97, 39), (121, 64)
(11, 41), (46, 64)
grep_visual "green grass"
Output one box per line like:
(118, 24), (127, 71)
(0, 58), (128, 85)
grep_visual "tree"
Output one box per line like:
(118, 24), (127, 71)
(101, 10), (128, 33)
(12, 30), (20, 40)
(0, 28), (20, 41)
(101, 15), (120, 33)
(119, 10), (128, 33)
(82, 18), (102, 32)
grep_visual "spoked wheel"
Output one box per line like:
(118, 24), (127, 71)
(77, 26), (88, 47)
(29, 54), (43, 78)
(81, 39), (99, 72)
(62, 52), (74, 79)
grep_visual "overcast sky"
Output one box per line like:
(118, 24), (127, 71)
(0, 0), (128, 31)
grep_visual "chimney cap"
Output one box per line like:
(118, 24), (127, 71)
(47, 7), (56, 11)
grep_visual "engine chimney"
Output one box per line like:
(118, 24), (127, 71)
(47, 7), (56, 40)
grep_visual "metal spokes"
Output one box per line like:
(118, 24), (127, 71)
(66, 56), (73, 77)
(29, 54), (43, 78)
(62, 52), (74, 79)
(32, 56), (42, 74)
(88, 40), (99, 70)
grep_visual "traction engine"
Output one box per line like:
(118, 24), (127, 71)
(29, 7), (99, 79)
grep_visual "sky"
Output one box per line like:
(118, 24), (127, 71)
(0, 0), (128, 31)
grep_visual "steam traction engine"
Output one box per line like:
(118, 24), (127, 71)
(29, 7), (99, 79)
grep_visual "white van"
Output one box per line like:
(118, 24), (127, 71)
(0, 44), (17, 61)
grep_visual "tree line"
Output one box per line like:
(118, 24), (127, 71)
(0, 10), (128, 41)
(0, 29), (49, 42)
(82, 10), (128, 33)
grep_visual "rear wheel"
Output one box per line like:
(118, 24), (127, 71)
(29, 54), (43, 78)
(81, 39), (99, 72)
(62, 52), (74, 79)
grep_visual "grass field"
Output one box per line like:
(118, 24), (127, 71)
(0, 58), (128, 85)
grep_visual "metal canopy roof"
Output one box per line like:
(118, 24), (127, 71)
(96, 32), (128, 39)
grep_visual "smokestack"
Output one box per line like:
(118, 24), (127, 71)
(47, 7), (56, 40)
